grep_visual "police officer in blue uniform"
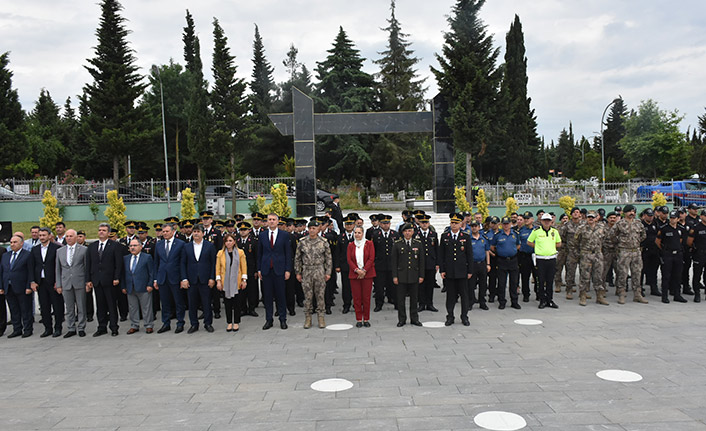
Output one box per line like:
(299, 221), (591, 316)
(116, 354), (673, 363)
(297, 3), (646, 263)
(517, 211), (537, 302)
(491, 217), (522, 310)
(468, 220), (491, 311)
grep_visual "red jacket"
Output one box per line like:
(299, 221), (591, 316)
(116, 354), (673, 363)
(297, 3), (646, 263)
(347, 240), (376, 279)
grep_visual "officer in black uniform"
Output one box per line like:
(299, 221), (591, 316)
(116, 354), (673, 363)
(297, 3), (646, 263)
(372, 214), (398, 311)
(415, 214), (439, 312)
(337, 215), (356, 314)
(366, 214), (381, 240)
(682, 203), (699, 295)
(391, 223), (424, 327)
(236, 221), (259, 317)
(199, 210), (222, 319)
(439, 213), (472, 326)
(119, 220), (138, 247)
(321, 218), (338, 314)
(687, 209), (706, 302)
(641, 208), (661, 296)
(292, 219), (306, 307)
(656, 210), (688, 303)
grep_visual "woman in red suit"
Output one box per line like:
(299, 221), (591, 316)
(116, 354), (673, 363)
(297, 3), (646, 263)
(347, 226), (376, 327)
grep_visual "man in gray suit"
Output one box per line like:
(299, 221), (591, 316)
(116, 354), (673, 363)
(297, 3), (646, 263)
(55, 229), (90, 338)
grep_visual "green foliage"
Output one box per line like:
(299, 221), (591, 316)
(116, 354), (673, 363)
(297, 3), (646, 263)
(504, 197), (518, 218)
(602, 97), (628, 168)
(454, 187), (472, 212)
(88, 198), (100, 220)
(261, 184), (291, 218)
(181, 187), (196, 220)
(558, 195), (575, 215)
(476, 189), (489, 221)
(279, 155), (295, 177)
(39, 190), (62, 233)
(25, 89), (69, 176)
(555, 124), (576, 178)
(619, 99), (691, 179)
(250, 25), (275, 124)
(652, 192), (667, 209)
(0, 52), (28, 177)
(248, 195), (267, 214)
(104, 189), (127, 237)
(573, 150), (601, 180)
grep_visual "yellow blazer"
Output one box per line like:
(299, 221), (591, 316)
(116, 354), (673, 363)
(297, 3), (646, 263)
(215, 248), (248, 288)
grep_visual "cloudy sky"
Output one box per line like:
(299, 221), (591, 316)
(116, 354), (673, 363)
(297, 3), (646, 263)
(2, 0), (705, 143)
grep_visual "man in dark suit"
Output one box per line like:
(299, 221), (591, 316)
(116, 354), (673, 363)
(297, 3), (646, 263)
(391, 223), (425, 327)
(86, 223), (123, 337)
(122, 239), (155, 334)
(183, 224), (216, 333)
(257, 213), (292, 330)
(0, 235), (34, 338)
(154, 222), (188, 333)
(55, 222), (67, 245)
(29, 227), (64, 337)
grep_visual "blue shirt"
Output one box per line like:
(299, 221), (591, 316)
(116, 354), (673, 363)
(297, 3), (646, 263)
(470, 233), (490, 262)
(518, 226), (535, 253)
(491, 229), (520, 257)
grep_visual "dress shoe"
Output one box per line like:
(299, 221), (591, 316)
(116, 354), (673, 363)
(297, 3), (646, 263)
(325, 307), (332, 315)
(445, 318), (454, 326)
(441, 285), (447, 293)
(547, 301), (558, 309)
(397, 322), (405, 327)
(263, 321), (274, 330)
(52, 329), (62, 338)
(214, 312), (221, 319)
(488, 296), (495, 303)
(363, 321), (371, 327)
(78, 331), (86, 337)
(683, 286), (695, 295)
(662, 297), (670, 304)
(651, 288), (661, 296)
(86, 317), (94, 322)
(373, 305), (383, 312)
(93, 329), (107, 337)
(356, 322), (363, 328)
(21, 332), (33, 338)
(145, 328), (153, 334)
(538, 301), (547, 309)
(479, 303), (489, 310)
(280, 321), (288, 330)
(175, 325), (184, 334)
(7, 331), (22, 339)
(124, 328), (138, 335)
(694, 294), (701, 303)
(411, 321), (423, 327)
(511, 302), (522, 310)
(522, 295), (530, 303)
(342, 305), (350, 314)
(120, 316), (127, 322)
(205, 325), (214, 333)
(461, 319), (470, 326)
(188, 326), (199, 334)
(157, 325), (171, 334)
(427, 305), (439, 312)
(674, 296), (688, 303)
(64, 331), (77, 339)
(250, 310), (259, 317)
(498, 303), (506, 310)
(297, 301), (304, 308)
(111, 330), (119, 336)
(40, 329), (53, 338)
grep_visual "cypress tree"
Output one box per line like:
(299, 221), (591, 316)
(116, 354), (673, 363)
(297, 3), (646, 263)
(0, 52), (30, 177)
(84, 0), (147, 186)
(602, 97), (628, 168)
(250, 25), (275, 124)
(25, 89), (67, 176)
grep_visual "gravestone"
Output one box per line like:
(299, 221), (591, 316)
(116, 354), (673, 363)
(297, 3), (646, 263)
(269, 88), (454, 216)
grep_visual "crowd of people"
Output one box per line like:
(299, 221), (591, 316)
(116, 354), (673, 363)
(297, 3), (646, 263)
(1, 199), (703, 339)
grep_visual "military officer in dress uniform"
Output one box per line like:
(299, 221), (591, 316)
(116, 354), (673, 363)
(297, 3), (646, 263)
(292, 219), (306, 307)
(199, 211), (222, 319)
(180, 219), (194, 242)
(439, 213), (472, 326)
(391, 223), (424, 327)
(687, 209), (706, 302)
(372, 214), (398, 312)
(251, 212), (265, 239)
(366, 214), (381, 240)
(415, 214), (439, 312)
(321, 218), (338, 314)
(119, 221), (138, 247)
(236, 222), (259, 316)
(656, 210), (688, 303)
(337, 215), (356, 314)
(224, 219), (237, 236)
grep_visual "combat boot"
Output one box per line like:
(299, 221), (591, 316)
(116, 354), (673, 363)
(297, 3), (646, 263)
(617, 288), (626, 304)
(633, 291), (648, 304)
(304, 315), (312, 329)
(318, 315), (326, 329)
(694, 289), (701, 303)
(579, 292), (587, 306)
(566, 290), (573, 300)
(585, 292), (592, 299)
(554, 284), (562, 293)
(596, 291), (609, 305)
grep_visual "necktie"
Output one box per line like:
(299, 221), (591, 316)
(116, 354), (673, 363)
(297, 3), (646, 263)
(131, 255), (137, 273)
(98, 242), (104, 257)
(407, 240), (411, 247)
(453, 234), (457, 241)
(10, 251), (17, 268)
(68, 246), (74, 266)
(269, 232), (274, 269)
(165, 240), (170, 258)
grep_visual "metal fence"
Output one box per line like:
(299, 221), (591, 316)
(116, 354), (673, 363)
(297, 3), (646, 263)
(0, 176), (295, 204)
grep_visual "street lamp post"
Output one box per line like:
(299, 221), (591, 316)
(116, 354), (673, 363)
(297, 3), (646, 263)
(600, 96), (622, 196)
(152, 65), (171, 216)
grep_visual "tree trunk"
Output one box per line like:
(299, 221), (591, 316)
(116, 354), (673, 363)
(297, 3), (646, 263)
(197, 165), (206, 212)
(175, 122), (181, 187)
(112, 156), (120, 190)
(230, 154), (237, 217)
(466, 152), (473, 203)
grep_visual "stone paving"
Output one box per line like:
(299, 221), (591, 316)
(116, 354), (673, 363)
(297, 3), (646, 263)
(1, 287), (705, 430)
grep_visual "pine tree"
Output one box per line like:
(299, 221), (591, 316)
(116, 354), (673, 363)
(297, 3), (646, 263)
(315, 27), (377, 184)
(555, 127), (575, 177)
(432, 0), (501, 194)
(372, 0), (430, 190)
(250, 25), (275, 124)
(211, 17), (253, 216)
(602, 97), (628, 168)
(273, 44), (313, 113)
(183, 10), (213, 210)
(0, 52), (30, 177)
(25, 89), (67, 175)
(83, 0), (147, 187)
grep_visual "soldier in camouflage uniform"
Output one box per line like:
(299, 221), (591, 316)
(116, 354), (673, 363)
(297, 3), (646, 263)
(614, 204), (648, 304)
(556, 208), (583, 299)
(601, 212), (620, 294)
(575, 211), (608, 306)
(295, 220), (332, 329)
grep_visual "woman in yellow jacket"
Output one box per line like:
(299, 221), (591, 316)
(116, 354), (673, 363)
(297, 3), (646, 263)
(216, 233), (248, 331)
